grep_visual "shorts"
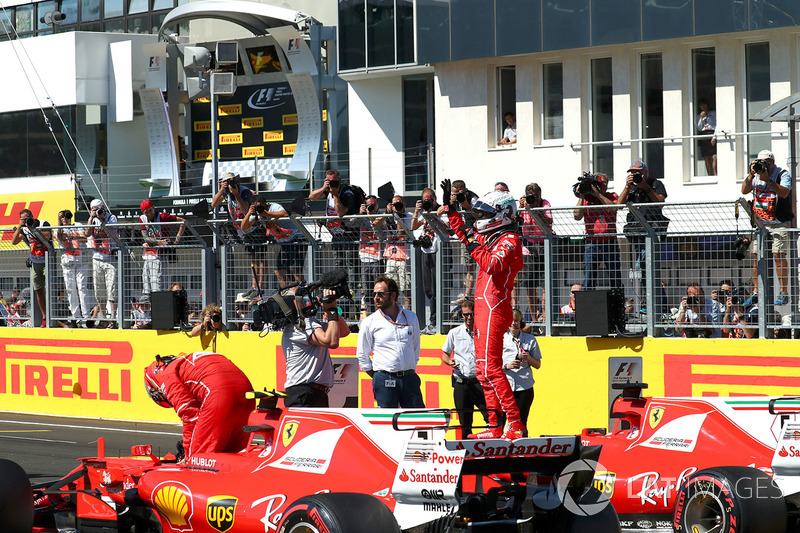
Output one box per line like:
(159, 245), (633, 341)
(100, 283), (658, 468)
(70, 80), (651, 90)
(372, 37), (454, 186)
(749, 225), (790, 255)
(32, 262), (46, 290)
(386, 258), (410, 291)
(244, 231), (269, 257)
(276, 242), (307, 272)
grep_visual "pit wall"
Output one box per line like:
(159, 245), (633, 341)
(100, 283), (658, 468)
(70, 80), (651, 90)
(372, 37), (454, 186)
(0, 328), (796, 436)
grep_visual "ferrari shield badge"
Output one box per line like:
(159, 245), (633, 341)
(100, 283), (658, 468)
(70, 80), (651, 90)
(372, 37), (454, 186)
(648, 407), (665, 429)
(282, 421), (299, 447)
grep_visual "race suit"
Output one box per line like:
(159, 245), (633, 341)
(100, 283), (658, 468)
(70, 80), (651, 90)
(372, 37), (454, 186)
(158, 352), (254, 455)
(448, 210), (523, 427)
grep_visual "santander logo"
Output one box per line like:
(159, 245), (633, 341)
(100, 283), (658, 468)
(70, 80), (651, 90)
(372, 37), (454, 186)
(779, 445), (800, 458)
(399, 470), (409, 482)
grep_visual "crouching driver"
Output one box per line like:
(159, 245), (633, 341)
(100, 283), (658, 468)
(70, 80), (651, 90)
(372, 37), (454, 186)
(144, 351), (255, 457)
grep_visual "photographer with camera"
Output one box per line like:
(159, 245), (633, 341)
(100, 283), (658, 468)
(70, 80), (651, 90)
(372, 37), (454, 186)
(190, 304), (226, 337)
(84, 199), (119, 327)
(139, 200), (185, 295)
(573, 172), (621, 290)
(281, 287), (350, 407)
(675, 284), (714, 338)
(11, 208), (52, 327)
(437, 179), (478, 306)
(518, 183), (551, 325)
(358, 195), (386, 315)
(721, 282), (758, 339)
(56, 209), (92, 327)
(377, 195), (414, 309)
(741, 149), (793, 306)
(411, 187), (442, 334)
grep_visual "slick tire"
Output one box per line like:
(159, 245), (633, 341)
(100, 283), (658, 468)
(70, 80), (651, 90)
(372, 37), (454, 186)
(0, 459), (34, 533)
(278, 493), (400, 533)
(672, 466), (786, 533)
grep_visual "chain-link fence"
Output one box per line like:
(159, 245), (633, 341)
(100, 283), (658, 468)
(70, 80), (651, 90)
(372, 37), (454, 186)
(1, 199), (797, 337)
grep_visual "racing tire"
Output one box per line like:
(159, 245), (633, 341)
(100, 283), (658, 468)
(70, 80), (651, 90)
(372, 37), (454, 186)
(0, 459), (34, 533)
(278, 493), (400, 533)
(672, 466), (786, 533)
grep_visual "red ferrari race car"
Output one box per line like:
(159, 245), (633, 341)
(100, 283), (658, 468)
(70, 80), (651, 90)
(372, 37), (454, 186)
(1, 391), (620, 533)
(583, 383), (800, 533)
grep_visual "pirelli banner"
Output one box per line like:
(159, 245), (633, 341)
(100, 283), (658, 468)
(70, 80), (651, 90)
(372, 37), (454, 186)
(1, 329), (798, 436)
(191, 82), (299, 162)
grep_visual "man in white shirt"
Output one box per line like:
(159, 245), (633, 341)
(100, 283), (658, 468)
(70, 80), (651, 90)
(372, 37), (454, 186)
(84, 199), (119, 325)
(356, 275), (424, 408)
(497, 112), (517, 146)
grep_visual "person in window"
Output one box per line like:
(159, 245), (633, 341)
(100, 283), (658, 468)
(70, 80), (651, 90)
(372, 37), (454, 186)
(497, 112), (517, 146)
(696, 99), (717, 176)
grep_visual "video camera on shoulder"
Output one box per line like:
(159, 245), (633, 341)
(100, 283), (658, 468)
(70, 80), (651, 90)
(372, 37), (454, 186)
(573, 171), (601, 197)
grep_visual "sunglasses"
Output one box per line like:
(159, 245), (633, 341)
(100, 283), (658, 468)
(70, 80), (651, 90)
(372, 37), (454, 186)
(373, 291), (387, 298)
(462, 312), (474, 318)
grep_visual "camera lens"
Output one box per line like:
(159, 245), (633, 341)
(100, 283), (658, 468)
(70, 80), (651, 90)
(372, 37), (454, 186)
(393, 201), (404, 211)
(255, 204), (265, 213)
(456, 191), (466, 203)
(525, 194), (537, 205)
(330, 180), (341, 188)
(421, 199), (433, 211)
(753, 161), (764, 173)
(631, 172), (643, 184)
(211, 314), (222, 323)
(367, 203), (376, 213)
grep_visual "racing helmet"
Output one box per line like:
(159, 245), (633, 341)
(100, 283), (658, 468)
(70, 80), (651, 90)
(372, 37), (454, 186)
(472, 190), (517, 234)
(144, 356), (175, 408)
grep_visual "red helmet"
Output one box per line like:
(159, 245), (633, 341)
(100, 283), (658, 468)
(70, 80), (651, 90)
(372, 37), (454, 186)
(144, 357), (173, 408)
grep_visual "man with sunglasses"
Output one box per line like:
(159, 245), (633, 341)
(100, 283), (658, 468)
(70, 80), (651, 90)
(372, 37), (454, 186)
(358, 195), (386, 314)
(441, 300), (488, 438)
(442, 180), (525, 440)
(356, 275), (424, 408)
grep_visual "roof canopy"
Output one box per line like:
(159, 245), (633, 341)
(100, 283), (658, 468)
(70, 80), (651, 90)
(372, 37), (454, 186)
(751, 92), (800, 123)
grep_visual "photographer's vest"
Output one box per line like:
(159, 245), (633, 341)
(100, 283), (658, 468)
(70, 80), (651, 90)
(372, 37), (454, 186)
(325, 194), (344, 235)
(753, 168), (792, 224)
(60, 227), (85, 262)
(360, 222), (381, 261)
(21, 225), (48, 264)
(89, 215), (116, 261)
(384, 213), (411, 261)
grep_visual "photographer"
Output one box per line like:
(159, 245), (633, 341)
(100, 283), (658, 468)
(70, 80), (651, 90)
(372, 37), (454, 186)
(11, 208), (51, 327)
(84, 199), (119, 326)
(675, 284), (713, 338)
(411, 187), (442, 334)
(378, 195), (414, 309)
(190, 304), (225, 337)
(437, 179), (478, 305)
(518, 183), (551, 324)
(56, 209), (91, 326)
(281, 288), (350, 407)
(574, 172), (621, 290)
(741, 149), (793, 306)
(358, 195), (386, 314)
(139, 200), (185, 295)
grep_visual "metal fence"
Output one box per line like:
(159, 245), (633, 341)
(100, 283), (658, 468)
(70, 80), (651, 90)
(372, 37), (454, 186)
(1, 200), (797, 338)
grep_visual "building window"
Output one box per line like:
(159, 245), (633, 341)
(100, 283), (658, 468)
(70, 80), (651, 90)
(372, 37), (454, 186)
(0, 8), (14, 40)
(745, 42), (771, 164)
(16, 5), (34, 35)
(542, 62), (563, 141)
(641, 53), (664, 179)
(495, 66), (516, 147)
(591, 57), (613, 177)
(367, 0), (395, 67)
(691, 47), (716, 177)
(80, 0), (100, 21)
(403, 76), (434, 192)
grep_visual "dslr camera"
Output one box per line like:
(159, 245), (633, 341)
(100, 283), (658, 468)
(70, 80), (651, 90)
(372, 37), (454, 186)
(23, 217), (39, 229)
(223, 176), (239, 189)
(752, 160), (767, 173)
(573, 172), (601, 197)
(421, 198), (434, 211)
(525, 194), (539, 206)
(414, 235), (433, 249)
(734, 236), (751, 261)
(631, 171), (644, 184)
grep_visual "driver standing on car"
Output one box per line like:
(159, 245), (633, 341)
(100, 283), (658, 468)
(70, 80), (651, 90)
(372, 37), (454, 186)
(144, 351), (254, 456)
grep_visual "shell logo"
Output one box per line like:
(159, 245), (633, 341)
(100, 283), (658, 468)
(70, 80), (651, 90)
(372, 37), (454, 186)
(152, 481), (194, 531)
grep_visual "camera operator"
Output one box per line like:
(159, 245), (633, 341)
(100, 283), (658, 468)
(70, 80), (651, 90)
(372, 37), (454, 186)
(11, 208), (51, 327)
(56, 209), (92, 327)
(84, 199), (119, 326)
(139, 200), (185, 295)
(708, 280), (731, 334)
(616, 160), (668, 318)
(573, 173), (621, 290)
(281, 288), (350, 407)
(190, 304), (226, 337)
(411, 187), (442, 334)
(437, 179), (478, 305)
(518, 183), (551, 325)
(359, 195), (386, 315)
(741, 149), (793, 306)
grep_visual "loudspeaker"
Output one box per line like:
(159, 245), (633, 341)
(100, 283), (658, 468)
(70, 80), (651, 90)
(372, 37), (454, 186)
(151, 290), (188, 330)
(575, 289), (625, 337)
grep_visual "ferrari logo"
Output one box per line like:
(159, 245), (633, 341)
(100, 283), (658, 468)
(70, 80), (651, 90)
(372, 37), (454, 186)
(282, 422), (299, 447)
(649, 407), (665, 429)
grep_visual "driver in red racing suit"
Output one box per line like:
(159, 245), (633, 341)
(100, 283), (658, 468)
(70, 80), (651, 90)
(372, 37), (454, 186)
(443, 181), (526, 440)
(144, 351), (255, 456)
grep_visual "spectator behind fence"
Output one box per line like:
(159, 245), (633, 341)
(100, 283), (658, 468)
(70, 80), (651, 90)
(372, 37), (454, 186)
(617, 160), (668, 317)
(12, 208), (52, 328)
(439, 179), (478, 306)
(281, 288), (350, 407)
(741, 149), (793, 306)
(356, 275), (424, 408)
(359, 195), (386, 315)
(411, 187), (443, 334)
(441, 300), (487, 438)
(131, 295), (152, 329)
(675, 284), (713, 338)
(139, 200), (185, 295)
(723, 283), (758, 339)
(85, 199), (118, 327)
(497, 112), (517, 146)
(518, 183), (551, 325)
(190, 304), (226, 337)
(56, 209), (92, 327)
(560, 283), (581, 320)
(380, 195), (414, 309)
(708, 279), (732, 334)
(502, 309), (542, 427)
(574, 173), (621, 290)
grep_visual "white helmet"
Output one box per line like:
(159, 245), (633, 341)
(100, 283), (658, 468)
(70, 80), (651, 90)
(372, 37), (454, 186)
(472, 191), (517, 234)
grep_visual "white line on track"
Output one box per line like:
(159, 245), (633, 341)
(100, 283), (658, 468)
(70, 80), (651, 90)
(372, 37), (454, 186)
(0, 419), (181, 436)
(0, 435), (77, 444)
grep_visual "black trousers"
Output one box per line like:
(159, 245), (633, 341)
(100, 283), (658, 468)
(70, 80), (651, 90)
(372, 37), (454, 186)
(285, 383), (329, 407)
(452, 375), (488, 437)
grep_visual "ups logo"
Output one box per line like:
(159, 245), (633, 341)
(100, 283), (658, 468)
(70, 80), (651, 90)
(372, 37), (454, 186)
(206, 495), (237, 532)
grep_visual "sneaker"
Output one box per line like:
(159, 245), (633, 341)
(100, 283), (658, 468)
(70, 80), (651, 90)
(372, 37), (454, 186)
(776, 291), (789, 306)
(467, 427), (503, 440)
(501, 420), (527, 440)
(742, 293), (756, 307)
(422, 325), (436, 335)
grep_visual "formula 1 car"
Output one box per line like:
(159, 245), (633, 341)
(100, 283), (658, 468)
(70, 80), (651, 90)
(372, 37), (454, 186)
(583, 382), (800, 532)
(1, 391), (620, 533)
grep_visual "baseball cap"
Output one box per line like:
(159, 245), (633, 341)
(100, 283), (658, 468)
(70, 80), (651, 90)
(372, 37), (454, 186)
(220, 171), (238, 180)
(628, 160), (648, 171)
(757, 150), (775, 161)
(140, 200), (154, 211)
(90, 199), (104, 209)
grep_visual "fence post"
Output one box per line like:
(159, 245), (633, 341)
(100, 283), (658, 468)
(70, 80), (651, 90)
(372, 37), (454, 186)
(757, 228), (768, 339)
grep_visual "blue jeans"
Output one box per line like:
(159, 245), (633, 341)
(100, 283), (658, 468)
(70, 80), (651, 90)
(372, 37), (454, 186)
(583, 241), (622, 289)
(372, 371), (425, 408)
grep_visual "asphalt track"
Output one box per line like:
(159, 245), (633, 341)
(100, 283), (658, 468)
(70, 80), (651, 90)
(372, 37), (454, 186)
(0, 412), (182, 482)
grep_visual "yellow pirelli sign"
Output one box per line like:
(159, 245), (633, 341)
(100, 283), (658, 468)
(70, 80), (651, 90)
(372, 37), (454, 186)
(242, 117), (263, 129)
(283, 144), (296, 155)
(194, 149), (213, 160)
(263, 131), (284, 142)
(218, 104), (242, 116)
(282, 114), (298, 126)
(219, 133), (243, 145)
(243, 146), (264, 157)
(193, 121), (212, 132)
(324, 140), (328, 152)
(323, 109), (327, 122)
